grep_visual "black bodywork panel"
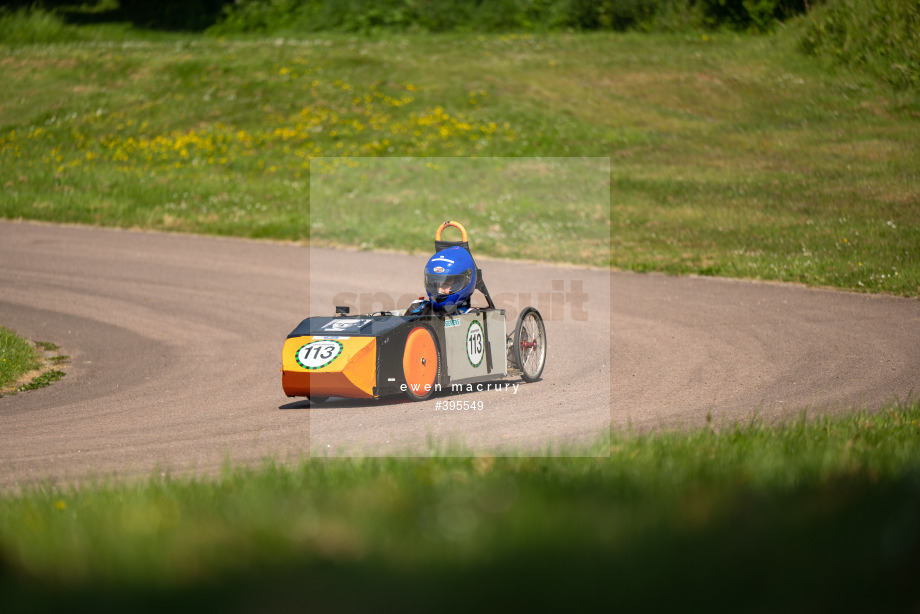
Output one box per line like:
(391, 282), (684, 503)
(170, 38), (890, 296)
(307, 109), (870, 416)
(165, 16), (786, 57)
(287, 314), (449, 398)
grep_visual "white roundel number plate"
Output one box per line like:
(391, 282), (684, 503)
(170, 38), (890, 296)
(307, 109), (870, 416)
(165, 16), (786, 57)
(466, 320), (484, 367)
(296, 340), (343, 370)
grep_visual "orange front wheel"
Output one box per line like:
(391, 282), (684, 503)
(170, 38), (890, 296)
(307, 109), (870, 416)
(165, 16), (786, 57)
(403, 326), (440, 401)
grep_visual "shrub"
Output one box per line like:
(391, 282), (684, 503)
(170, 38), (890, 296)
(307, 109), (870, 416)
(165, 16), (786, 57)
(0, 6), (76, 45)
(697, 0), (810, 33)
(799, 0), (920, 90)
(209, 0), (810, 35)
(118, 0), (231, 31)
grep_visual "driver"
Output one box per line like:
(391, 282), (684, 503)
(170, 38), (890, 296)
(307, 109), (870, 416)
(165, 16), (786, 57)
(407, 246), (477, 316)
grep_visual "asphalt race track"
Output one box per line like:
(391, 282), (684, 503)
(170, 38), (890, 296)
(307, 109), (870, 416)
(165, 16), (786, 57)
(2, 221), (919, 487)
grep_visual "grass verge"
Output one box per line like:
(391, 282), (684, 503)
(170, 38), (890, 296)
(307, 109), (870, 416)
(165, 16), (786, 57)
(1, 400), (919, 610)
(0, 326), (40, 391)
(1, 29), (918, 294)
(0, 332), (67, 397)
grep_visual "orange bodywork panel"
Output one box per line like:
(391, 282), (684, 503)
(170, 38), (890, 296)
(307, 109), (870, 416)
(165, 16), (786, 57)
(282, 336), (377, 398)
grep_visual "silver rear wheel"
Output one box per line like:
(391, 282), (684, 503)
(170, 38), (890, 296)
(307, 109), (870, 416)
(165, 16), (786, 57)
(512, 307), (546, 383)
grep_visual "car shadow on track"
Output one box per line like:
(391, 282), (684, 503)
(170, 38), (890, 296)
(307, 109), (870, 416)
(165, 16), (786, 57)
(279, 396), (414, 410)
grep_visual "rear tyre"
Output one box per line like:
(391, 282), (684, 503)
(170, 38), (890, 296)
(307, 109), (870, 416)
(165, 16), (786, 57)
(513, 307), (546, 383)
(402, 325), (440, 401)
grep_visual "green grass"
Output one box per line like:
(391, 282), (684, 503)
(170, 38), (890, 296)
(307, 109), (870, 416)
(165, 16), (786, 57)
(1, 401), (919, 610)
(0, 332), (67, 396)
(1, 29), (918, 293)
(14, 369), (66, 393)
(0, 326), (41, 391)
(311, 157), (611, 263)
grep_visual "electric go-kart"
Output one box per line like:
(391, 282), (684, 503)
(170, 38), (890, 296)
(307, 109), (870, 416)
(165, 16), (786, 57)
(282, 221), (547, 402)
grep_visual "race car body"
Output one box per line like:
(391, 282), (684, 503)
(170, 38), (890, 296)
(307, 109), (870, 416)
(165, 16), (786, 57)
(281, 310), (508, 400)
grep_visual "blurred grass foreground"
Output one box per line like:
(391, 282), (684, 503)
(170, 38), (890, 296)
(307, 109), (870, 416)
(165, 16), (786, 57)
(1, 403), (920, 610)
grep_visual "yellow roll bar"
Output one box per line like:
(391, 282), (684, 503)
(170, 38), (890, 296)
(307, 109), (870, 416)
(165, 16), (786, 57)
(435, 220), (468, 242)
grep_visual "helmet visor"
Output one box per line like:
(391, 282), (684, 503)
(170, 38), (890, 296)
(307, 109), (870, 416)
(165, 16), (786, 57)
(425, 270), (472, 301)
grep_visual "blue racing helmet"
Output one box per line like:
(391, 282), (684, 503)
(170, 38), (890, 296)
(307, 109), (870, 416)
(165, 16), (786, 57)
(424, 246), (476, 311)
